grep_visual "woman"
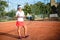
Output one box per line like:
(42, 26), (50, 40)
(16, 5), (28, 39)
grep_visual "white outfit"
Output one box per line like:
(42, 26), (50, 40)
(16, 11), (25, 22)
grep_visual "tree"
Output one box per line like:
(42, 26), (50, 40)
(30, 2), (51, 19)
(46, 3), (51, 14)
(0, 0), (8, 17)
(51, 5), (57, 14)
(23, 3), (31, 15)
(1, 11), (7, 17)
(31, 2), (46, 15)
(23, 1), (51, 19)
(57, 3), (60, 17)
(44, 3), (51, 17)
(7, 9), (16, 18)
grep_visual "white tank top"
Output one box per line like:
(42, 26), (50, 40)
(16, 11), (24, 21)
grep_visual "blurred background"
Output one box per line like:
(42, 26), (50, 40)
(0, 0), (60, 22)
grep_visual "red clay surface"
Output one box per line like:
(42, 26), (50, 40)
(0, 21), (60, 40)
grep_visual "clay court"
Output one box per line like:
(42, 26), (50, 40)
(0, 21), (60, 40)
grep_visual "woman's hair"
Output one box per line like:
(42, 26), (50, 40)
(17, 8), (19, 10)
(17, 5), (21, 10)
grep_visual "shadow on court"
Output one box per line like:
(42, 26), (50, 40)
(0, 32), (18, 39)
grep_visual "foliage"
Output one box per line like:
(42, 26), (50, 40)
(57, 3), (60, 17)
(6, 10), (16, 17)
(23, 2), (51, 18)
(23, 3), (32, 15)
(0, 0), (8, 17)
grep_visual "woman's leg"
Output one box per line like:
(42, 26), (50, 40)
(17, 26), (22, 37)
(23, 25), (28, 37)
